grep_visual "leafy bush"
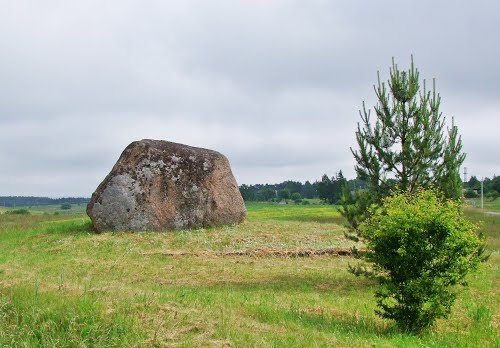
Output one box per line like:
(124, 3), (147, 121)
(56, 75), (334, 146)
(278, 189), (290, 201)
(291, 192), (302, 203)
(5, 209), (30, 215)
(464, 189), (479, 198)
(357, 189), (483, 333)
(486, 190), (499, 201)
(60, 203), (72, 210)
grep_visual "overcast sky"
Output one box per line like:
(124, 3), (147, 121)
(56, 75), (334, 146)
(1, 0), (499, 197)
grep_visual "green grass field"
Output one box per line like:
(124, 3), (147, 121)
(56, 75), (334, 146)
(465, 198), (500, 212)
(485, 199), (500, 212)
(0, 202), (498, 347)
(0, 203), (88, 215)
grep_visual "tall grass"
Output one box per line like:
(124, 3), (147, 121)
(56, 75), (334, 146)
(0, 286), (139, 347)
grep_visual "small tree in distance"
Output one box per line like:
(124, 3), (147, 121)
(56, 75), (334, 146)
(278, 188), (290, 201)
(318, 171), (347, 204)
(60, 203), (72, 210)
(291, 192), (302, 203)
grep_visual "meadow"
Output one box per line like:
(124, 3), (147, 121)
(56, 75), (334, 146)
(0, 202), (498, 347)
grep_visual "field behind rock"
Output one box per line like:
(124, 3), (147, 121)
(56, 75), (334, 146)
(0, 202), (498, 347)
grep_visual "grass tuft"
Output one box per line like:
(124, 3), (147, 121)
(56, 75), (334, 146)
(0, 286), (140, 347)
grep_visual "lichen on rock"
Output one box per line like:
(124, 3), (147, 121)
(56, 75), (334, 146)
(87, 139), (246, 232)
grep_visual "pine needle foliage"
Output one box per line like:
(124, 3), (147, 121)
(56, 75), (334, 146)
(342, 57), (465, 234)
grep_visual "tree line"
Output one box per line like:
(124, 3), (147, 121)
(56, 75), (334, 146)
(463, 175), (500, 200)
(239, 173), (500, 204)
(0, 196), (89, 207)
(239, 172), (366, 204)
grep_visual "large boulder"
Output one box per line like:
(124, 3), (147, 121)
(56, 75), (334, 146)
(87, 139), (246, 232)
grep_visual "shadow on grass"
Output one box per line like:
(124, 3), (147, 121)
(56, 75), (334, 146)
(249, 304), (394, 337)
(258, 215), (347, 224)
(222, 273), (373, 295)
(159, 271), (376, 299)
(154, 274), (392, 339)
(160, 274), (394, 338)
(160, 275), (402, 341)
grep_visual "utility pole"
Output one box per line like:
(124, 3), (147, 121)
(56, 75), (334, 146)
(481, 178), (484, 209)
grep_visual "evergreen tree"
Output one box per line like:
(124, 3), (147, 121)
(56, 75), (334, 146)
(278, 188), (291, 201)
(318, 172), (347, 204)
(302, 180), (316, 199)
(257, 188), (276, 201)
(336, 170), (345, 182)
(317, 174), (332, 203)
(239, 184), (255, 201)
(467, 176), (481, 190)
(334, 170), (348, 203)
(342, 57), (465, 232)
(491, 176), (500, 194)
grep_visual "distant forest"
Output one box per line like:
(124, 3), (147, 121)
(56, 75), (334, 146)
(239, 173), (500, 203)
(1, 174), (497, 207)
(463, 175), (500, 199)
(0, 196), (89, 207)
(239, 171), (366, 204)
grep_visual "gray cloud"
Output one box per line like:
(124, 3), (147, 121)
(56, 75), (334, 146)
(0, 0), (499, 196)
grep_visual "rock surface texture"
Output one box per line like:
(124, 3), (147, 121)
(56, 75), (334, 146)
(87, 139), (246, 232)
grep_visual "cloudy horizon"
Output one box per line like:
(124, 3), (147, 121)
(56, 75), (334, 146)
(1, 1), (499, 197)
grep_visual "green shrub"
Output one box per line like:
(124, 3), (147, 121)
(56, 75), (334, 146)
(5, 209), (30, 215)
(464, 189), (478, 198)
(357, 189), (483, 334)
(486, 190), (499, 201)
(291, 192), (302, 204)
(60, 203), (72, 210)
(278, 189), (291, 201)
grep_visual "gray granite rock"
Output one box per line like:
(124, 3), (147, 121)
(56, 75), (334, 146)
(87, 139), (246, 232)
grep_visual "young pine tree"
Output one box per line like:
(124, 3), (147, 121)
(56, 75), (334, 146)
(342, 57), (465, 233)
